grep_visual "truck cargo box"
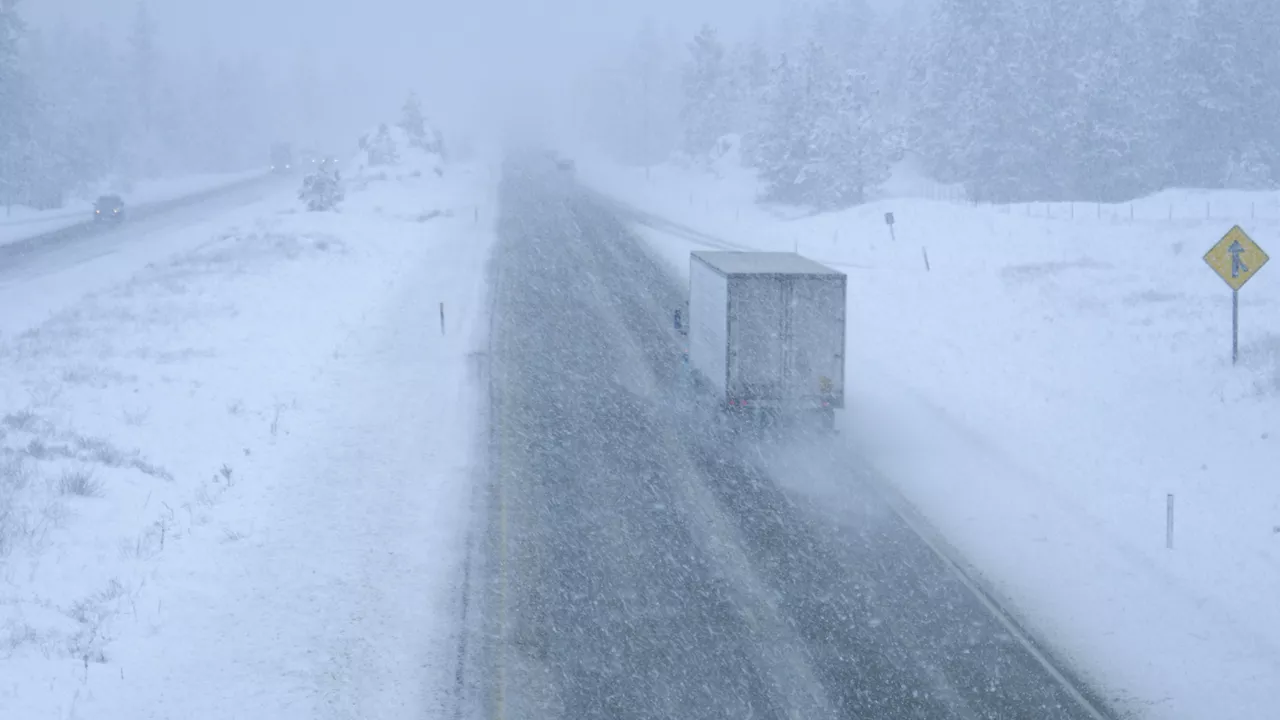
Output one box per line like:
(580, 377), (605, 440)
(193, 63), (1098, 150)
(687, 251), (846, 414)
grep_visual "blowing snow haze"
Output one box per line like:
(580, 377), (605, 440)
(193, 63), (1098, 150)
(4, 1), (1280, 720)
(22, 0), (791, 150)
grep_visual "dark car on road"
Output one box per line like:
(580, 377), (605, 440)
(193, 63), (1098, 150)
(94, 194), (125, 222)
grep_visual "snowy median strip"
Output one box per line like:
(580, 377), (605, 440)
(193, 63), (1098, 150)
(0, 155), (495, 718)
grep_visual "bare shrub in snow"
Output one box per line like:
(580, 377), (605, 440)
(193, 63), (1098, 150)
(26, 381), (63, 408)
(60, 364), (135, 389)
(1, 621), (43, 655)
(2, 409), (39, 432)
(58, 469), (102, 498)
(0, 457), (35, 555)
(1, 454), (32, 493)
(66, 578), (126, 663)
(24, 437), (50, 460)
(1245, 333), (1280, 397)
(121, 407), (150, 426)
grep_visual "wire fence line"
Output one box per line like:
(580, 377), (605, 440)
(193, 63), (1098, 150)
(908, 183), (1280, 223)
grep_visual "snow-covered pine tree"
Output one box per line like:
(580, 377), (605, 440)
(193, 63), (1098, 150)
(822, 69), (890, 208)
(1134, 0), (1195, 191)
(0, 0), (31, 213)
(400, 92), (428, 149)
(867, 0), (926, 155)
(124, 1), (164, 177)
(1063, 0), (1151, 200)
(792, 40), (839, 207)
(788, 40), (889, 210)
(919, 0), (1057, 201)
(755, 52), (799, 203)
(54, 23), (124, 185)
(731, 37), (771, 167)
(681, 24), (732, 157)
(1175, 0), (1280, 188)
(912, 0), (989, 186)
(19, 27), (72, 208)
(367, 123), (400, 166)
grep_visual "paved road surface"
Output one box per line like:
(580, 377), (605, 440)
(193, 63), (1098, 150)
(473, 155), (1114, 720)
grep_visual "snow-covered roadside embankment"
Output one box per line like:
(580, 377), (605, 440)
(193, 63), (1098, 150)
(0, 162), (494, 718)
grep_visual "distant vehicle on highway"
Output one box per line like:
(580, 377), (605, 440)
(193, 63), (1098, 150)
(271, 142), (294, 173)
(93, 194), (125, 223)
(676, 251), (846, 430)
(556, 157), (575, 172)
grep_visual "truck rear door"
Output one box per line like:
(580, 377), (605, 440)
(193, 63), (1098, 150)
(728, 276), (786, 405)
(783, 276), (845, 408)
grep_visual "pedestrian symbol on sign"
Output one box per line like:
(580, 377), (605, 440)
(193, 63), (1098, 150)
(1229, 240), (1249, 278)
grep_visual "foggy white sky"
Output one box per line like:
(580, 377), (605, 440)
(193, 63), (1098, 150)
(25, 0), (792, 146)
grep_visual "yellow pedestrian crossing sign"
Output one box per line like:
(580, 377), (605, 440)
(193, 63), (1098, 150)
(1204, 225), (1268, 291)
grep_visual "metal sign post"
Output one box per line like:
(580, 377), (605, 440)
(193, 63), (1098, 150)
(884, 211), (896, 242)
(1232, 290), (1239, 364)
(1203, 225), (1268, 364)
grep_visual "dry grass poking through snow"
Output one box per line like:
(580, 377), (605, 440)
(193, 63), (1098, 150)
(1240, 332), (1280, 398)
(0, 216), (350, 671)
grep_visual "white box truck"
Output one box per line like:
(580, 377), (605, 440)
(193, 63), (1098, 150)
(677, 251), (846, 429)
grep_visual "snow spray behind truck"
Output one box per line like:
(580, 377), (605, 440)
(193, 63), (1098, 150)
(676, 251), (846, 430)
